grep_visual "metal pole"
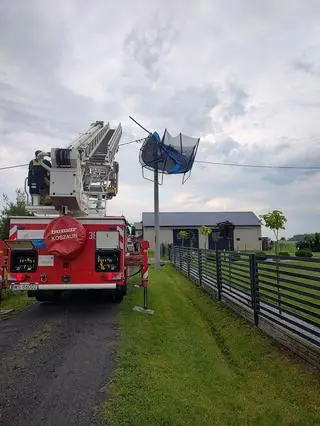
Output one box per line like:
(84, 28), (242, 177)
(154, 166), (161, 269)
(144, 287), (148, 309)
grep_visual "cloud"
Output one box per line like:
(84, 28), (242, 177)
(294, 61), (320, 77)
(124, 18), (177, 82)
(293, 44), (320, 78)
(0, 0), (320, 239)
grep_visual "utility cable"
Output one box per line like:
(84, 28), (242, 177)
(194, 160), (320, 170)
(0, 163), (29, 171)
(118, 138), (320, 170)
(119, 137), (146, 147)
(1, 146), (320, 171)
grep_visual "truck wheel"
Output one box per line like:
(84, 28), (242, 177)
(112, 289), (124, 303)
(35, 292), (52, 302)
(35, 291), (61, 302)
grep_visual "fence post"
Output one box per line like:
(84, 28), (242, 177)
(179, 246), (183, 271)
(216, 250), (222, 300)
(187, 248), (191, 278)
(198, 249), (203, 286)
(249, 253), (260, 326)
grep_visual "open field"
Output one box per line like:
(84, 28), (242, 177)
(101, 265), (320, 426)
(266, 242), (297, 255)
(202, 252), (320, 331)
(255, 259), (320, 324)
(184, 249), (320, 327)
(264, 241), (320, 258)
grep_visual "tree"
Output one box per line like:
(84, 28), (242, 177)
(296, 233), (320, 253)
(259, 210), (287, 313)
(199, 225), (212, 250)
(0, 189), (32, 240)
(259, 210), (287, 256)
(314, 233), (320, 252)
(178, 230), (190, 247)
(288, 234), (305, 242)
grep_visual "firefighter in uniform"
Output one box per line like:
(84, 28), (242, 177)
(106, 185), (116, 199)
(28, 150), (52, 205)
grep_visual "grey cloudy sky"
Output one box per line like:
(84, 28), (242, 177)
(0, 0), (320, 238)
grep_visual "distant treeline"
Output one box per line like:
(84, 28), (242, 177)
(295, 233), (320, 252)
(288, 234), (306, 242)
(288, 233), (320, 243)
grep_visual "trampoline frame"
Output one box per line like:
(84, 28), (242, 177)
(139, 129), (200, 184)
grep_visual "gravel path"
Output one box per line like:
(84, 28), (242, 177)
(0, 294), (120, 426)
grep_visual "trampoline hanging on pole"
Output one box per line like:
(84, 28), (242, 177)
(129, 116), (200, 269)
(139, 128), (200, 184)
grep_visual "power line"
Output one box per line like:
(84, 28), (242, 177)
(0, 139), (144, 170)
(119, 137), (146, 147)
(0, 163), (29, 171)
(1, 148), (320, 172)
(195, 160), (320, 170)
(119, 138), (320, 170)
(1, 160), (320, 171)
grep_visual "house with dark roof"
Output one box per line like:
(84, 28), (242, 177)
(142, 211), (262, 251)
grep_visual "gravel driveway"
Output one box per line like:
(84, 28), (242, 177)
(0, 293), (120, 426)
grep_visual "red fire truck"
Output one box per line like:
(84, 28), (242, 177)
(1, 120), (149, 303)
(0, 241), (7, 295)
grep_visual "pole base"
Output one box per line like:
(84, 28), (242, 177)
(133, 305), (155, 315)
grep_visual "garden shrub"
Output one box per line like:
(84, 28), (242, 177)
(295, 249), (313, 257)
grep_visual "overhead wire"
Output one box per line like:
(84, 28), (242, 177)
(119, 137), (146, 147)
(194, 160), (320, 170)
(0, 163), (29, 171)
(118, 138), (320, 170)
(1, 139), (320, 171)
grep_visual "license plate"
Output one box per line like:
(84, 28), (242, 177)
(10, 283), (38, 291)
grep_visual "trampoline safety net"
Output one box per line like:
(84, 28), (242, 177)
(139, 129), (200, 181)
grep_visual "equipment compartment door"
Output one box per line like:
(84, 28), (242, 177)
(96, 231), (119, 249)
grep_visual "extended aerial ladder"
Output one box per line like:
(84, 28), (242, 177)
(26, 120), (122, 216)
(1, 119), (153, 310)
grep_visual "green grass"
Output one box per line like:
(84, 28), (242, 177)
(264, 242), (320, 258)
(266, 242), (297, 255)
(255, 259), (320, 324)
(168, 251), (320, 323)
(147, 249), (168, 261)
(199, 250), (320, 322)
(176, 250), (320, 324)
(28, 323), (57, 349)
(101, 265), (320, 426)
(148, 249), (154, 258)
(216, 254), (320, 325)
(0, 290), (34, 313)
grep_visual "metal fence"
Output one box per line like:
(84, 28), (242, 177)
(169, 246), (320, 368)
